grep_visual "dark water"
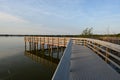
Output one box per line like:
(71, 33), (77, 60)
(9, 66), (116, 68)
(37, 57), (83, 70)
(0, 37), (64, 80)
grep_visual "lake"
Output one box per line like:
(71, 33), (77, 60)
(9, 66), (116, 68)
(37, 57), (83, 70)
(0, 37), (64, 80)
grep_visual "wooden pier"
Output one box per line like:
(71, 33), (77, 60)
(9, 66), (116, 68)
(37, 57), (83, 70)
(70, 45), (120, 80)
(24, 36), (120, 80)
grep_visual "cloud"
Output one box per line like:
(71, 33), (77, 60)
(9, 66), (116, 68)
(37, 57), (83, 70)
(0, 12), (28, 23)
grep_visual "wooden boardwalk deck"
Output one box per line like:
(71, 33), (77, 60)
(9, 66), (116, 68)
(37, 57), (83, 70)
(70, 44), (120, 80)
(25, 37), (120, 80)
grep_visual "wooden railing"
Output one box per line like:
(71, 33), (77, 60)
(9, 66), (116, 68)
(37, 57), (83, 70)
(73, 38), (120, 70)
(25, 36), (120, 79)
(24, 36), (70, 47)
(52, 39), (72, 80)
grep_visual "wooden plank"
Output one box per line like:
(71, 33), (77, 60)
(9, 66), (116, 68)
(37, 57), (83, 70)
(72, 38), (120, 52)
(86, 38), (120, 52)
(70, 45), (120, 80)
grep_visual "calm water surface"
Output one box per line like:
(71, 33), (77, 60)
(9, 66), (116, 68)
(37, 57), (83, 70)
(0, 37), (62, 80)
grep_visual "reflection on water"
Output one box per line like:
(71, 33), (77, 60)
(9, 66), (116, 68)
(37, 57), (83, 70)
(24, 46), (65, 76)
(25, 49), (62, 65)
(0, 37), (65, 80)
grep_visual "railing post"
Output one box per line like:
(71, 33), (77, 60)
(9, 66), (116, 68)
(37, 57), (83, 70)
(25, 37), (27, 51)
(86, 40), (89, 47)
(84, 40), (86, 46)
(105, 47), (109, 62)
(64, 37), (65, 47)
(57, 37), (59, 51)
(40, 37), (41, 50)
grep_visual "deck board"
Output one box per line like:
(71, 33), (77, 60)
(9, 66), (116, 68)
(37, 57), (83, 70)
(70, 44), (120, 80)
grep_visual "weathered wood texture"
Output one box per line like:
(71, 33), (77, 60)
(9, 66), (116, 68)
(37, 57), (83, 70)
(70, 45), (120, 80)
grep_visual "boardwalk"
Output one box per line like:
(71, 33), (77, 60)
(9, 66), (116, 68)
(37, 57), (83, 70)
(24, 36), (120, 80)
(70, 44), (120, 80)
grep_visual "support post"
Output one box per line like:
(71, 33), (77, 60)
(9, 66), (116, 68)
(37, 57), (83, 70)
(105, 47), (109, 62)
(25, 37), (27, 51)
(64, 38), (65, 47)
(57, 37), (59, 52)
(84, 40), (86, 46)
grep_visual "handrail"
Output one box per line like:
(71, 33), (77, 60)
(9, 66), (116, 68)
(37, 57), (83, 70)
(52, 39), (72, 80)
(87, 44), (120, 69)
(25, 36), (120, 74)
(87, 42), (120, 61)
(86, 38), (120, 52)
(73, 38), (120, 69)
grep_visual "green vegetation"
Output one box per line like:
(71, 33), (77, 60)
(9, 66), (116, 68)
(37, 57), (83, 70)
(0, 31), (120, 38)
(81, 27), (93, 36)
(81, 27), (93, 38)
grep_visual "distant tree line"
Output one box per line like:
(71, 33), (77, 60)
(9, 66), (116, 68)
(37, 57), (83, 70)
(79, 27), (120, 38)
(0, 28), (120, 38)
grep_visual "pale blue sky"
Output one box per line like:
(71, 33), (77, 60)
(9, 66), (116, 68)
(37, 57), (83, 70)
(0, 0), (120, 34)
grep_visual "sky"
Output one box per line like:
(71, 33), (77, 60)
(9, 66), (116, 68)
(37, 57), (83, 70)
(0, 0), (120, 35)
